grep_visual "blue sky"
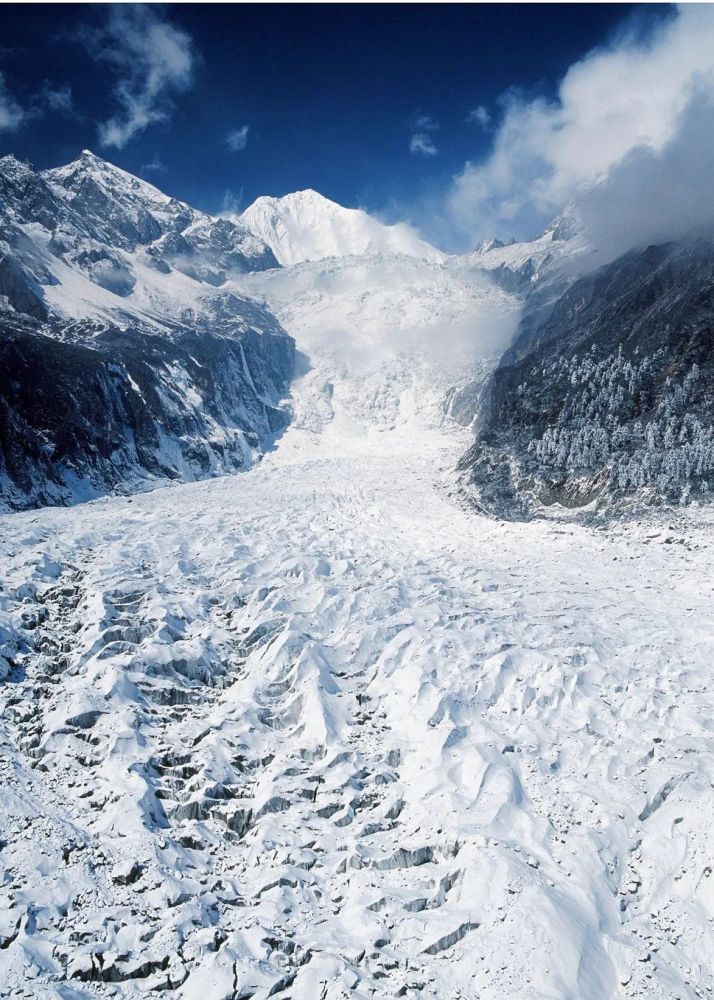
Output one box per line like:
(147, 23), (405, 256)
(0, 4), (680, 248)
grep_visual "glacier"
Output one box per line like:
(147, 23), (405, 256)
(1, 153), (713, 999)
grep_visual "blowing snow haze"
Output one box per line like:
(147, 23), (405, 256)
(2, 4), (714, 1000)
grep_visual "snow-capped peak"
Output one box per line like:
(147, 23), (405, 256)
(44, 149), (188, 219)
(239, 188), (444, 266)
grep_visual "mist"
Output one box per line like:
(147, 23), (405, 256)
(436, 4), (714, 262)
(576, 90), (714, 265)
(237, 255), (522, 378)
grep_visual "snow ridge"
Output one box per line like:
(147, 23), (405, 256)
(240, 189), (444, 266)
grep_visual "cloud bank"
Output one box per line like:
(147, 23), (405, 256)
(82, 7), (195, 149)
(445, 5), (714, 259)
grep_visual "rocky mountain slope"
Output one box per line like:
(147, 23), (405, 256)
(459, 235), (714, 517)
(0, 152), (294, 510)
(240, 189), (444, 266)
(451, 209), (587, 296)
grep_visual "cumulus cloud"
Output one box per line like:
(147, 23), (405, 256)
(578, 89), (714, 263)
(0, 71), (25, 131)
(226, 125), (249, 152)
(81, 7), (195, 149)
(410, 114), (439, 156)
(445, 5), (714, 254)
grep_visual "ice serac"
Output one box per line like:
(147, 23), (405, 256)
(459, 234), (714, 517)
(0, 152), (294, 510)
(240, 188), (444, 265)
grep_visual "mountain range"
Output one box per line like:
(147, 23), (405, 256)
(0, 152), (293, 508)
(2, 149), (714, 1000)
(1, 149), (712, 516)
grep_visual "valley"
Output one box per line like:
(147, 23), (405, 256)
(1, 152), (714, 999)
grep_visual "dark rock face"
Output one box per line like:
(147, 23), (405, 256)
(0, 152), (294, 510)
(0, 253), (48, 319)
(460, 236), (714, 518)
(0, 311), (294, 509)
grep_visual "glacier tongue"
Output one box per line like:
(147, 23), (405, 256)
(1, 220), (714, 998)
(1, 406), (713, 998)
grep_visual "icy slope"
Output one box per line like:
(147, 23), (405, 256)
(240, 189), (444, 265)
(233, 252), (520, 446)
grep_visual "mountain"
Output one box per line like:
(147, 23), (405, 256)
(239, 188), (444, 266)
(454, 212), (589, 293)
(0, 152), (294, 510)
(4, 149), (711, 520)
(2, 210), (713, 1000)
(459, 234), (714, 517)
(3, 154), (714, 1000)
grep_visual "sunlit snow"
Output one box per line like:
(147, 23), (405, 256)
(1, 172), (713, 1000)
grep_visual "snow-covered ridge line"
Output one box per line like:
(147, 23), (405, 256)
(239, 188), (445, 266)
(0, 151), (294, 510)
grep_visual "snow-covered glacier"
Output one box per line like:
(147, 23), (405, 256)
(1, 154), (714, 1000)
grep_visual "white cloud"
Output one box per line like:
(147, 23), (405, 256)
(410, 132), (438, 156)
(0, 73), (75, 133)
(578, 88), (714, 263)
(410, 114), (439, 156)
(141, 154), (167, 174)
(466, 105), (490, 128)
(81, 7), (195, 149)
(40, 82), (74, 114)
(226, 125), (249, 152)
(0, 71), (25, 131)
(414, 114), (438, 132)
(446, 5), (714, 249)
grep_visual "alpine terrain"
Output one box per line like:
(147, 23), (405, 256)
(0, 151), (292, 510)
(1, 152), (713, 1000)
